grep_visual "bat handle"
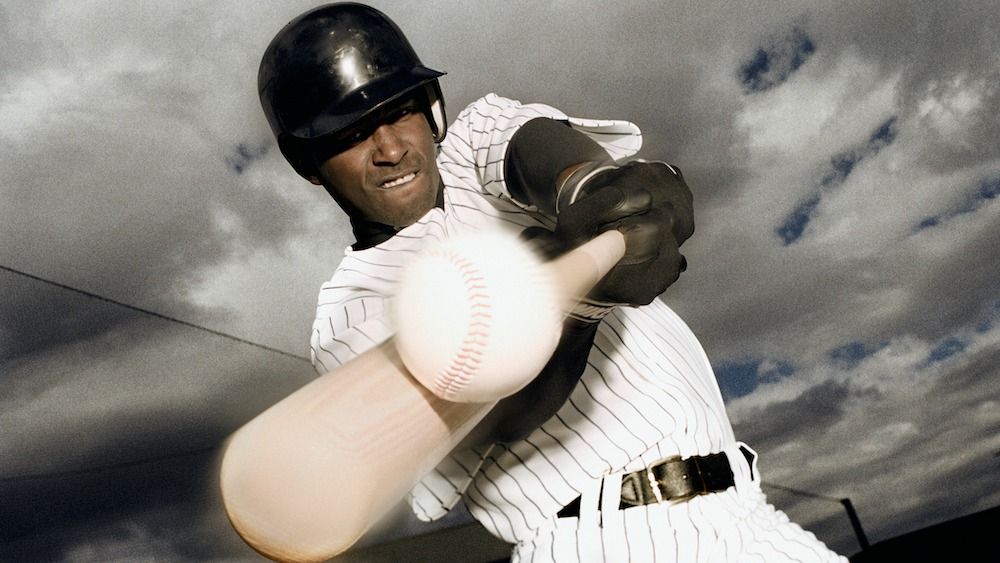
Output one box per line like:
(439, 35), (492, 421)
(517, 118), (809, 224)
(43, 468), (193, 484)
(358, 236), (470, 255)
(548, 229), (627, 311)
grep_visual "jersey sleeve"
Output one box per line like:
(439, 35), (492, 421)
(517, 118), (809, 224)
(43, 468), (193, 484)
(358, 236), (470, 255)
(309, 255), (396, 374)
(439, 93), (643, 210)
(311, 246), (492, 521)
(407, 444), (495, 522)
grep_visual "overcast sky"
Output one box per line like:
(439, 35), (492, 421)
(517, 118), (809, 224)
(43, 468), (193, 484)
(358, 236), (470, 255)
(2, 1), (998, 561)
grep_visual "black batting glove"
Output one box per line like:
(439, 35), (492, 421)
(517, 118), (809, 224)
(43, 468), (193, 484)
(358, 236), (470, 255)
(567, 159), (694, 249)
(523, 160), (694, 311)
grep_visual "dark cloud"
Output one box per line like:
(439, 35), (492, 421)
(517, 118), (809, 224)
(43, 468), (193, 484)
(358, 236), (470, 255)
(1, 139), (312, 370)
(0, 450), (259, 561)
(2, 1), (998, 560)
(1, 271), (141, 360)
(0, 321), (314, 561)
(732, 340), (1000, 552)
(902, 232), (1000, 344)
(733, 379), (857, 452)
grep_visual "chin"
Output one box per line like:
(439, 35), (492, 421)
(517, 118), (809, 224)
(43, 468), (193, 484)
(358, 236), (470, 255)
(377, 175), (439, 227)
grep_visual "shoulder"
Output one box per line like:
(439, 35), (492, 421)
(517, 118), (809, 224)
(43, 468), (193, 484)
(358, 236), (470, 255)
(449, 94), (642, 160)
(321, 218), (448, 298)
(460, 93), (526, 114)
(452, 93), (570, 127)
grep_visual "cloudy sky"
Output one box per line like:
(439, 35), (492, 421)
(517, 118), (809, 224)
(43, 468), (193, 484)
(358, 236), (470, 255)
(2, 0), (998, 561)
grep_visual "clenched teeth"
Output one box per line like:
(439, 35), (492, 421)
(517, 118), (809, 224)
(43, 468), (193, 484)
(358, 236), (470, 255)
(381, 172), (416, 188)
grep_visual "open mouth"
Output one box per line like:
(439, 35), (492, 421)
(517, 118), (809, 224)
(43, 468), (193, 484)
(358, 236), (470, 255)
(380, 172), (418, 189)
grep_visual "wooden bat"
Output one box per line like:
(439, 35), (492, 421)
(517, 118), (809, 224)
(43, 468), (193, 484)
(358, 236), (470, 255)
(219, 229), (626, 562)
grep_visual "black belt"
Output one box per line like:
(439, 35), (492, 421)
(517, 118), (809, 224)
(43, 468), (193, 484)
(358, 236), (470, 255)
(557, 448), (753, 518)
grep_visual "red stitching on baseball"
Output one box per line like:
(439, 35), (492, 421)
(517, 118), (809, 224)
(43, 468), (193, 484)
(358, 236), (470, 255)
(436, 252), (492, 400)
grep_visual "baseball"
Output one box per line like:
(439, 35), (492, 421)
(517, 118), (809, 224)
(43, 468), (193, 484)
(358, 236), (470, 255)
(393, 230), (562, 403)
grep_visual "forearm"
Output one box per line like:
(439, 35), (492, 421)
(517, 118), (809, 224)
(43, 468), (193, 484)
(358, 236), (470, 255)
(463, 317), (599, 446)
(505, 117), (612, 214)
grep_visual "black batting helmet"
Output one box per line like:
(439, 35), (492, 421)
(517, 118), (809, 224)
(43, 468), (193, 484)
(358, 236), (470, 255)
(258, 2), (447, 177)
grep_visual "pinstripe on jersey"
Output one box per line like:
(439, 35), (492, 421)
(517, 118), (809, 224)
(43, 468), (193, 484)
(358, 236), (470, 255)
(310, 94), (846, 562)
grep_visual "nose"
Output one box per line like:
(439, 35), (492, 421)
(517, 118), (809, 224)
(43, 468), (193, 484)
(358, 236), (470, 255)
(370, 124), (406, 165)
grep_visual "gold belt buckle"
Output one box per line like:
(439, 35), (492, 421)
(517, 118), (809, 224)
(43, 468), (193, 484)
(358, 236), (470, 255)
(652, 456), (702, 505)
(622, 453), (731, 510)
(645, 467), (665, 504)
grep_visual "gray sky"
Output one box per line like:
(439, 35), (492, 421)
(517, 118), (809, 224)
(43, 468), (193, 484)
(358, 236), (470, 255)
(2, 0), (998, 560)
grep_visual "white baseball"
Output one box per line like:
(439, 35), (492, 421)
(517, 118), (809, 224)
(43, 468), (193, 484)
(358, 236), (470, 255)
(393, 230), (562, 403)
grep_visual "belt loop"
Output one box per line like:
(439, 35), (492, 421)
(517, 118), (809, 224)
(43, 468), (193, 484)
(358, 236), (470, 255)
(689, 456), (708, 494)
(578, 477), (603, 527)
(557, 449), (750, 520)
(601, 472), (624, 529)
(733, 442), (760, 489)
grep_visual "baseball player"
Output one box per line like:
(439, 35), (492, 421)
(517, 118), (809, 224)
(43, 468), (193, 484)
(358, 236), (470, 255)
(258, 3), (847, 561)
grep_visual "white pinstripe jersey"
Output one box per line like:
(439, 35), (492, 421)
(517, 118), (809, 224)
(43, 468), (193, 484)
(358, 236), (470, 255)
(311, 94), (845, 562)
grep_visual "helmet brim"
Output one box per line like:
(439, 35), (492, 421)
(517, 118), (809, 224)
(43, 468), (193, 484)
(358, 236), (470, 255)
(289, 66), (445, 140)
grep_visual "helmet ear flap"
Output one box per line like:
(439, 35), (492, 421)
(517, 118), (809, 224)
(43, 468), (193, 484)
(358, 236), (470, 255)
(430, 98), (447, 142)
(277, 135), (317, 180)
(424, 82), (447, 143)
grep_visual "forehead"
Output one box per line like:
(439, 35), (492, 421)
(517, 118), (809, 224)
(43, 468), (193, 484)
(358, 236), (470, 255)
(312, 93), (425, 159)
(351, 93), (422, 131)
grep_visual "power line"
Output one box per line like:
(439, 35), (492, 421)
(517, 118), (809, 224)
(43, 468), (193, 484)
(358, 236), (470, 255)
(0, 263), (313, 484)
(761, 481), (842, 502)
(0, 262), (310, 363)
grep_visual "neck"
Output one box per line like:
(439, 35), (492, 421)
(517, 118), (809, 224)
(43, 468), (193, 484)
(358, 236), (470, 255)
(349, 179), (445, 250)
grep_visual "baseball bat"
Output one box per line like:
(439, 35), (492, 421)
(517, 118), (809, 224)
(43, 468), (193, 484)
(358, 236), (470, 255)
(219, 229), (626, 562)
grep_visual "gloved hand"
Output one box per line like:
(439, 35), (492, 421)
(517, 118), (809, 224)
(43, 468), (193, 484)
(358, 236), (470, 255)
(522, 160), (694, 312)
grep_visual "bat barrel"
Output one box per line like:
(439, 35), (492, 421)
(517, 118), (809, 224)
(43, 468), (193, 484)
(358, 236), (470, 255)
(219, 230), (626, 561)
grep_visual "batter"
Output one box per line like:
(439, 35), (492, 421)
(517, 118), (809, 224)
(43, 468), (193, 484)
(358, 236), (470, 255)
(258, 4), (847, 561)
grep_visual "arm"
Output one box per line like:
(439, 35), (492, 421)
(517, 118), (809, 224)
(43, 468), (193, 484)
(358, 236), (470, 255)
(504, 117), (613, 215)
(219, 232), (626, 561)
(507, 117), (695, 307)
(463, 316), (599, 445)
(466, 118), (695, 445)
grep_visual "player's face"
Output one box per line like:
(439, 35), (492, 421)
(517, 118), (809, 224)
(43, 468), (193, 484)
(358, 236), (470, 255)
(310, 97), (440, 228)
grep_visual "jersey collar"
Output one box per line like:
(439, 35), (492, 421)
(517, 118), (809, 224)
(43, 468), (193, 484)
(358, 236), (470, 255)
(349, 179), (445, 250)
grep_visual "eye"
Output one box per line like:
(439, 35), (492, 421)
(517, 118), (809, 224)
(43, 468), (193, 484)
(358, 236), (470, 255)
(335, 128), (368, 148)
(392, 107), (413, 121)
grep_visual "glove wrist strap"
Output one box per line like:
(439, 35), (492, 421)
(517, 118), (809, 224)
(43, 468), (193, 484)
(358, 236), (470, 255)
(554, 161), (619, 214)
(567, 297), (617, 323)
